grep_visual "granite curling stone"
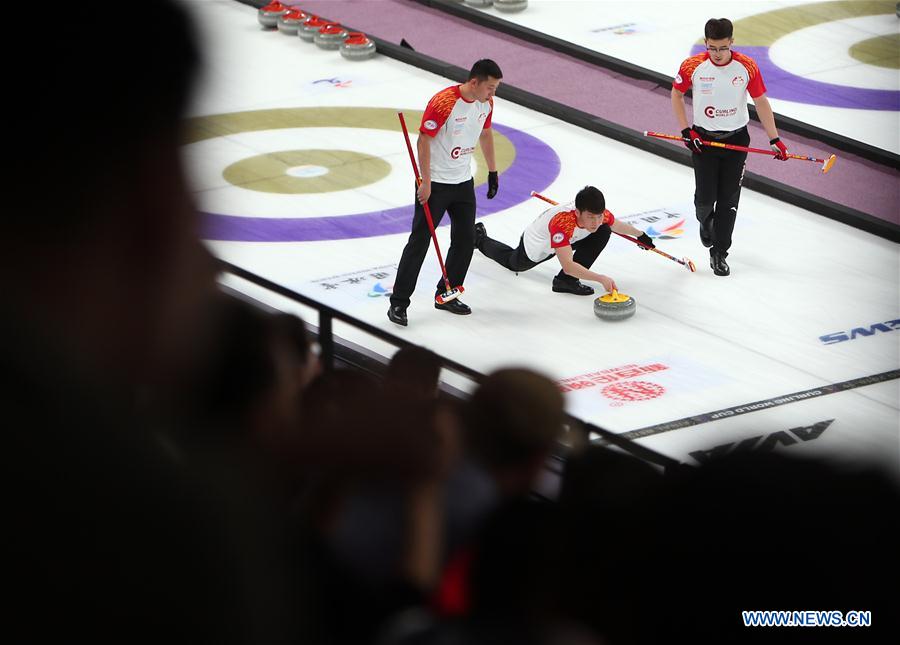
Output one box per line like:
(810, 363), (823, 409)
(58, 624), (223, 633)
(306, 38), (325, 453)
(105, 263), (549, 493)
(593, 290), (636, 321)
(314, 23), (349, 50)
(495, 0), (528, 12)
(340, 33), (377, 60)
(258, 1), (288, 29)
(277, 8), (307, 35)
(299, 15), (329, 42)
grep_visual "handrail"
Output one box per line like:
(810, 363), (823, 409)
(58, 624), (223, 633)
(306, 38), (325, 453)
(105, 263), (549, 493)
(217, 258), (682, 471)
(219, 258), (484, 381)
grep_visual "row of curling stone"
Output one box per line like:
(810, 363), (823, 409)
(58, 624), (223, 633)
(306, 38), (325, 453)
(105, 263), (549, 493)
(461, 0), (528, 13)
(257, 2), (376, 60)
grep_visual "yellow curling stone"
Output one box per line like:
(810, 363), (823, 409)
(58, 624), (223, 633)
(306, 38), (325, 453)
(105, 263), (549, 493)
(594, 289), (636, 321)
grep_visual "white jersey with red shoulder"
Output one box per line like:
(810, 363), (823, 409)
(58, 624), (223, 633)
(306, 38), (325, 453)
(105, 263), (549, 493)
(672, 50), (766, 132)
(522, 201), (615, 263)
(419, 85), (493, 184)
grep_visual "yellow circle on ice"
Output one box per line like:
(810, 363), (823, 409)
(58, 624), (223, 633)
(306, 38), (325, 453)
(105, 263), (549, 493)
(222, 149), (391, 194)
(849, 33), (899, 70)
(184, 106), (516, 195)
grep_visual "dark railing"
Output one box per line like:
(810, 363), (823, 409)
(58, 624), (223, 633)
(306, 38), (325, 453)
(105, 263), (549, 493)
(218, 259), (682, 471)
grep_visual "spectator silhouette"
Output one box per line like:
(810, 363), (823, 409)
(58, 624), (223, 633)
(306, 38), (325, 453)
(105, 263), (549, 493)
(386, 345), (443, 399)
(442, 367), (567, 556)
(3, 3), (293, 642)
(293, 368), (459, 644)
(171, 297), (317, 450)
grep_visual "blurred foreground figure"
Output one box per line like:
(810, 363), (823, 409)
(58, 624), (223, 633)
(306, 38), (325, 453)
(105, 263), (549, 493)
(2, 3), (292, 642)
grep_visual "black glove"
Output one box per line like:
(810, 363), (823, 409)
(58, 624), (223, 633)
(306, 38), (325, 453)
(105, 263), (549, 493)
(486, 171), (499, 199)
(681, 127), (703, 154)
(636, 232), (655, 249)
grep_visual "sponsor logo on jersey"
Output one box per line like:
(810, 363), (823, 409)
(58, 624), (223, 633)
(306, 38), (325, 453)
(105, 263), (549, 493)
(551, 232), (565, 244)
(454, 116), (467, 123)
(674, 73), (683, 84)
(450, 145), (475, 159)
(704, 106), (739, 119)
(732, 75), (745, 86)
(699, 76), (715, 82)
(424, 119), (438, 131)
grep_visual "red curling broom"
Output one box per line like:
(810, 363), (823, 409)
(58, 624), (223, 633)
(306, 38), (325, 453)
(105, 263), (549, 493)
(644, 130), (837, 174)
(398, 112), (463, 304)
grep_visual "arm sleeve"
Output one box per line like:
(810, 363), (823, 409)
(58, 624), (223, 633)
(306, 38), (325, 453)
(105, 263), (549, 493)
(419, 92), (453, 137)
(548, 220), (572, 249)
(746, 63), (767, 98)
(604, 210), (616, 226)
(483, 98), (493, 130)
(672, 60), (693, 93)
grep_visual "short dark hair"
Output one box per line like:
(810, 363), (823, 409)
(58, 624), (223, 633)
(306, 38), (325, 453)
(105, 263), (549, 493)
(387, 345), (442, 394)
(705, 18), (733, 40)
(575, 186), (605, 214)
(468, 59), (503, 82)
(465, 368), (564, 468)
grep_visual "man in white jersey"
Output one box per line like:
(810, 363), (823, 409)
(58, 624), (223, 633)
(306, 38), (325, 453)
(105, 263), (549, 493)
(671, 18), (787, 276)
(474, 186), (654, 295)
(388, 60), (502, 326)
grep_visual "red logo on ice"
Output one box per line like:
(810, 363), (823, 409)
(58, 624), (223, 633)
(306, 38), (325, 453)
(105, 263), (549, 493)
(601, 380), (665, 402)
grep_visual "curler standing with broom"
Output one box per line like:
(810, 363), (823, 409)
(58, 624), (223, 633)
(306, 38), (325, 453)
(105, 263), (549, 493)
(388, 60), (503, 327)
(671, 17), (787, 277)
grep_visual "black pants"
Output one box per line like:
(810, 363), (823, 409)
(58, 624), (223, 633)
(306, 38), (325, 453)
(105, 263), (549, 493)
(391, 179), (476, 309)
(691, 126), (750, 253)
(479, 226), (612, 281)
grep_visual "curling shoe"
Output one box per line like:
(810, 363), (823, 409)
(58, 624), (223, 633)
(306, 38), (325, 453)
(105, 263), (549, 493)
(434, 299), (471, 315)
(474, 222), (486, 251)
(387, 305), (408, 326)
(710, 249), (730, 276)
(699, 217), (715, 248)
(552, 276), (595, 296)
